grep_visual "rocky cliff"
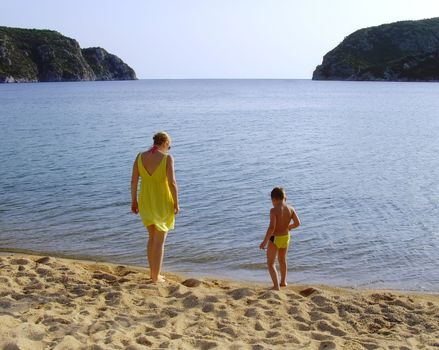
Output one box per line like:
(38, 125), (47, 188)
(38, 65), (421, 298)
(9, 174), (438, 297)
(0, 26), (136, 83)
(313, 17), (439, 81)
(81, 47), (136, 81)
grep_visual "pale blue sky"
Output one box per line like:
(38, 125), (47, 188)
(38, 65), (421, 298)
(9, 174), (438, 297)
(1, 0), (438, 78)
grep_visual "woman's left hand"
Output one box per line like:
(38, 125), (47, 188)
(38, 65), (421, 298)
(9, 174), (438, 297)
(131, 200), (139, 214)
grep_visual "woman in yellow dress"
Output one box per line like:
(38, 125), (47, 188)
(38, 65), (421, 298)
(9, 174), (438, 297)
(130, 132), (179, 283)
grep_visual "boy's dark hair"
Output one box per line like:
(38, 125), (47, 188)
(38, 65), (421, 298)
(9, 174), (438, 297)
(271, 187), (286, 200)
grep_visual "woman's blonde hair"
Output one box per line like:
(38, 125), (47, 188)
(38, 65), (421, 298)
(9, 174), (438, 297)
(153, 131), (171, 146)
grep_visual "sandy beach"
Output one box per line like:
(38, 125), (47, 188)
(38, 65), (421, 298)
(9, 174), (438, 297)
(0, 253), (438, 350)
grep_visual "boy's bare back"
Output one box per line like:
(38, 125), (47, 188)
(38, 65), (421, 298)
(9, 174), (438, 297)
(271, 204), (293, 235)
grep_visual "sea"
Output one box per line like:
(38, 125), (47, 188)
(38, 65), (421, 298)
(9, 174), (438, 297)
(1, 79), (438, 292)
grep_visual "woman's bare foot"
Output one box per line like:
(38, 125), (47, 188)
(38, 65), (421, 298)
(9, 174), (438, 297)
(157, 275), (166, 282)
(150, 275), (166, 283)
(280, 282), (288, 287)
(270, 286), (280, 291)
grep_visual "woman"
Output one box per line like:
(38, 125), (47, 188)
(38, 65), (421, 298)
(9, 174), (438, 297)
(131, 131), (179, 283)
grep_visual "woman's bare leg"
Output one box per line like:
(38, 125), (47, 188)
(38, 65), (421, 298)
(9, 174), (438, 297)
(278, 248), (288, 287)
(267, 241), (280, 290)
(146, 225), (155, 279)
(150, 226), (167, 283)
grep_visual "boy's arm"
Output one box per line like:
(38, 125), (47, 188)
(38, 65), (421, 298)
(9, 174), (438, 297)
(288, 207), (300, 231)
(259, 209), (276, 250)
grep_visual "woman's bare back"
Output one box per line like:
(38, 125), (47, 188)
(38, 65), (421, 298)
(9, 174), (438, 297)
(140, 151), (166, 176)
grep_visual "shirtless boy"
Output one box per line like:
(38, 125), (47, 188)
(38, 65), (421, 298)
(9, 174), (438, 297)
(259, 187), (300, 290)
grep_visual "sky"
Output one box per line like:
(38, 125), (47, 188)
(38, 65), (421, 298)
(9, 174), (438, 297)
(1, 0), (438, 79)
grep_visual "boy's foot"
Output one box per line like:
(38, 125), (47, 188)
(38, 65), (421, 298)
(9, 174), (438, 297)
(270, 286), (280, 291)
(280, 282), (288, 287)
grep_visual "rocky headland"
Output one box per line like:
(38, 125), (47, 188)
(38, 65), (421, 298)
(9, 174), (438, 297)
(313, 17), (439, 81)
(0, 26), (137, 83)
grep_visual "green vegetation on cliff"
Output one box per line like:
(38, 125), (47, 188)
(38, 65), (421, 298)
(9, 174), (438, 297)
(82, 47), (136, 81)
(0, 26), (136, 83)
(313, 17), (439, 81)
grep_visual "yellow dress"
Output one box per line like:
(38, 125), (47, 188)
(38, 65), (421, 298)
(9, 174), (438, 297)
(137, 153), (175, 232)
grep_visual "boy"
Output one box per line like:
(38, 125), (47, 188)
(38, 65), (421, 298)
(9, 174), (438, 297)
(259, 187), (300, 290)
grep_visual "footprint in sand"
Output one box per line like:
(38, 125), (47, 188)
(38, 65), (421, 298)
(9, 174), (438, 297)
(295, 322), (311, 331)
(194, 339), (218, 350)
(258, 290), (281, 300)
(217, 324), (236, 337)
(41, 316), (71, 326)
(311, 332), (334, 341)
(204, 295), (220, 303)
(361, 342), (381, 350)
(11, 258), (30, 265)
(229, 288), (255, 300)
(216, 309), (228, 318)
(3, 343), (21, 350)
(167, 285), (192, 298)
(202, 303), (215, 313)
(244, 307), (260, 318)
(264, 310), (277, 317)
(115, 316), (132, 327)
(36, 267), (51, 277)
(88, 322), (110, 333)
(170, 332), (183, 340)
(0, 300), (12, 308)
(318, 305), (337, 314)
(251, 345), (265, 350)
(93, 272), (117, 283)
(182, 294), (200, 308)
(311, 295), (331, 306)
(162, 307), (180, 318)
(104, 291), (121, 305)
(255, 320), (265, 331)
(316, 320), (347, 337)
(319, 341), (336, 350)
(266, 330), (280, 338)
(88, 345), (104, 350)
(153, 318), (167, 328)
(136, 336), (153, 346)
(299, 287), (319, 297)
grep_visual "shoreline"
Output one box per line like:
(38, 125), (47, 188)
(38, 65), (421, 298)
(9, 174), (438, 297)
(1, 252), (439, 349)
(1, 249), (437, 295)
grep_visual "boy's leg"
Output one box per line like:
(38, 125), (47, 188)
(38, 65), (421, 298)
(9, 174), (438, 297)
(278, 248), (288, 287)
(266, 241), (280, 290)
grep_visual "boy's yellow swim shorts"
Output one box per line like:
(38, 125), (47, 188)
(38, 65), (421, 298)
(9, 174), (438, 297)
(269, 233), (291, 249)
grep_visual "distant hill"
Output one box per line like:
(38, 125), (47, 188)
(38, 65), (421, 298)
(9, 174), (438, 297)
(313, 17), (439, 81)
(0, 26), (137, 83)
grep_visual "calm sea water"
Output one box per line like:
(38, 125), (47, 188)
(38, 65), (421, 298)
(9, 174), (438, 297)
(1, 80), (438, 291)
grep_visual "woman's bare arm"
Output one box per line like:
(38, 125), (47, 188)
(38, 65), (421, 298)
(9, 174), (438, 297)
(288, 207), (300, 231)
(260, 209), (276, 249)
(166, 155), (179, 214)
(130, 154), (139, 214)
